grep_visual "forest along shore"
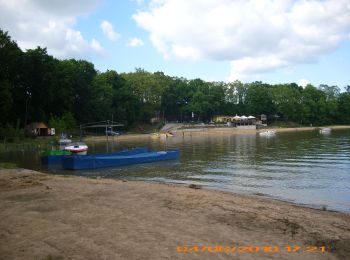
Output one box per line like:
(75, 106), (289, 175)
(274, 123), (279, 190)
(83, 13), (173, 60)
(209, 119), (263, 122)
(0, 169), (349, 260)
(84, 125), (350, 142)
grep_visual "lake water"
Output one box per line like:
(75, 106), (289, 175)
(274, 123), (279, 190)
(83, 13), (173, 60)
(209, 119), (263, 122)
(1, 129), (350, 212)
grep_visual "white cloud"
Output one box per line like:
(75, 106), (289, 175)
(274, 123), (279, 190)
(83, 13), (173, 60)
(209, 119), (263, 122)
(0, 0), (103, 59)
(133, 0), (350, 81)
(100, 20), (120, 41)
(91, 38), (104, 54)
(127, 37), (144, 47)
(298, 79), (310, 88)
(130, 0), (145, 5)
(228, 56), (288, 82)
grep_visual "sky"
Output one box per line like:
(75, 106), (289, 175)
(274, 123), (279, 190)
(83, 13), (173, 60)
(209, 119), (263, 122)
(1, 0), (350, 89)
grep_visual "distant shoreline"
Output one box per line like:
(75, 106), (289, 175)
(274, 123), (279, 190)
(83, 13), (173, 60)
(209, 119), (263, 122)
(83, 125), (350, 142)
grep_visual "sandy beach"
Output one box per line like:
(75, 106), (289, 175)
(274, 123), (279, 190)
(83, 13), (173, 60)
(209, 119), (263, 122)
(84, 125), (350, 143)
(0, 169), (349, 259)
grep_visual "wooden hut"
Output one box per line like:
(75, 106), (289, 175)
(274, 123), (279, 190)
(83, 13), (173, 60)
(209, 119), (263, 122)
(25, 122), (50, 136)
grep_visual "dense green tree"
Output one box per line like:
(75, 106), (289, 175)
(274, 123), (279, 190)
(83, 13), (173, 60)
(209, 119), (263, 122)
(58, 59), (97, 123)
(161, 77), (188, 121)
(208, 82), (226, 117)
(245, 82), (275, 116)
(21, 47), (60, 123)
(0, 79), (13, 123)
(122, 69), (169, 121)
(300, 85), (326, 125)
(49, 112), (76, 134)
(180, 80), (225, 122)
(338, 92), (350, 124)
(0, 29), (23, 125)
(1, 28), (349, 136)
(90, 71), (115, 121)
(270, 84), (302, 122)
(223, 80), (247, 115)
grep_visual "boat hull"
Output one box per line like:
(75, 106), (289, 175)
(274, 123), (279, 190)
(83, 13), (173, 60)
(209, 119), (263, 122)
(319, 128), (331, 134)
(41, 147), (149, 165)
(41, 155), (65, 165)
(41, 150), (72, 165)
(62, 150), (179, 170)
(64, 146), (88, 154)
(259, 130), (276, 137)
(70, 150), (88, 155)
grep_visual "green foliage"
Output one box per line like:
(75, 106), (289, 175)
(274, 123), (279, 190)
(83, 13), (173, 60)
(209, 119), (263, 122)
(0, 124), (24, 140)
(0, 28), (349, 133)
(0, 162), (17, 169)
(338, 92), (350, 124)
(245, 82), (275, 116)
(0, 79), (13, 123)
(49, 112), (76, 134)
(270, 83), (302, 122)
(121, 69), (169, 122)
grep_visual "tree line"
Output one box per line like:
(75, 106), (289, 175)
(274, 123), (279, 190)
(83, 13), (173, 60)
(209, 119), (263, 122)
(1, 28), (350, 138)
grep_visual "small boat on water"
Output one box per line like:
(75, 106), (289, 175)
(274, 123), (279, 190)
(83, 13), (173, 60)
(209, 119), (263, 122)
(64, 142), (88, 155)
(41, 147), (149, 165)
(259, 130), (276, 137)
(62, 149), (180, 170)
(58, 133), (72, 146)
(41, 150), (72, 165)
(151, 132), (176, 139)
(58, 138), (72, 145)
(319, 128), (331, 134)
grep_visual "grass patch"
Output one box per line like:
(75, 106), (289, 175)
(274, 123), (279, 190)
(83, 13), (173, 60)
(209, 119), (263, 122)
(0, 162), (17, 169)
(0, 136), (59, 152)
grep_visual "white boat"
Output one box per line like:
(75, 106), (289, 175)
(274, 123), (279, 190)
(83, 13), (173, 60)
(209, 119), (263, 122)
(319, 128), (331, 134)
(58, 133), (72, 145)
(64, 142), (88, 155)
(259, 130), (276, 137)
(151, 132), (175, 139)
(58, 138), (72, 145)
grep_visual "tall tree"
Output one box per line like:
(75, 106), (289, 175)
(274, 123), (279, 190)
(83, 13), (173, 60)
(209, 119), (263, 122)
(270, 83), (302, 122)
(337, 92), (350, 124)
(58, 59), (97, 123)
(21, 47), (60, 123)
(245, 82), (275, 116)
(161, 77), (188, 121)
(0, 29), (23, 125)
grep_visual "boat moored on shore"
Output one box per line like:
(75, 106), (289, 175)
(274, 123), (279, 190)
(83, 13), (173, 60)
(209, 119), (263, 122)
(64, 142), (88, 155)
(41, 150), (72, 165)
(259, 130), (276, 137)
(319, 128), (331, 134)
(62, 150), (180, 170)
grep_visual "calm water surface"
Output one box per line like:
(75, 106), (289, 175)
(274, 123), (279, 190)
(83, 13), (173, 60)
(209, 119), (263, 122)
(1, 129), (350, 212)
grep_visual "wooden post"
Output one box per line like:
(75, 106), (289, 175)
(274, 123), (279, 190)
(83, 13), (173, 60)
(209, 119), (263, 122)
(111, 115), (114, 151)
(106, 124), (109, 153)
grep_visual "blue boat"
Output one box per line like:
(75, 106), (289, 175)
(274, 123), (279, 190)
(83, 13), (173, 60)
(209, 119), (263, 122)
(42, 147), (149, 165)
(62, 150), (179, 170)
(41, 150), (72, 165)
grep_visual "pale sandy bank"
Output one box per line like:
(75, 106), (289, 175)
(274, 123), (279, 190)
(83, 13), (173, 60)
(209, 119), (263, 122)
(0, 169), (349, 260)
(83, 125), (350, 143)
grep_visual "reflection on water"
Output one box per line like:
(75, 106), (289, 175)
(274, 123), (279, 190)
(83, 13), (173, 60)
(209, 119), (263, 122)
(1, 129), (350, 212)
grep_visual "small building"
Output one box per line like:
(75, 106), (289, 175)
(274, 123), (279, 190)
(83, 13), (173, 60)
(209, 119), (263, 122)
(25, 122), (50, 136)
(150, 117), (160, 124)
(213, 115), (256, 127)
(256, 114), (267, 126)
(213, 115), (239, 123)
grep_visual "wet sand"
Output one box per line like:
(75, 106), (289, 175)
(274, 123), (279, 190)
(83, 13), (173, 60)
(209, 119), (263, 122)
(0, 169), (349, 259)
